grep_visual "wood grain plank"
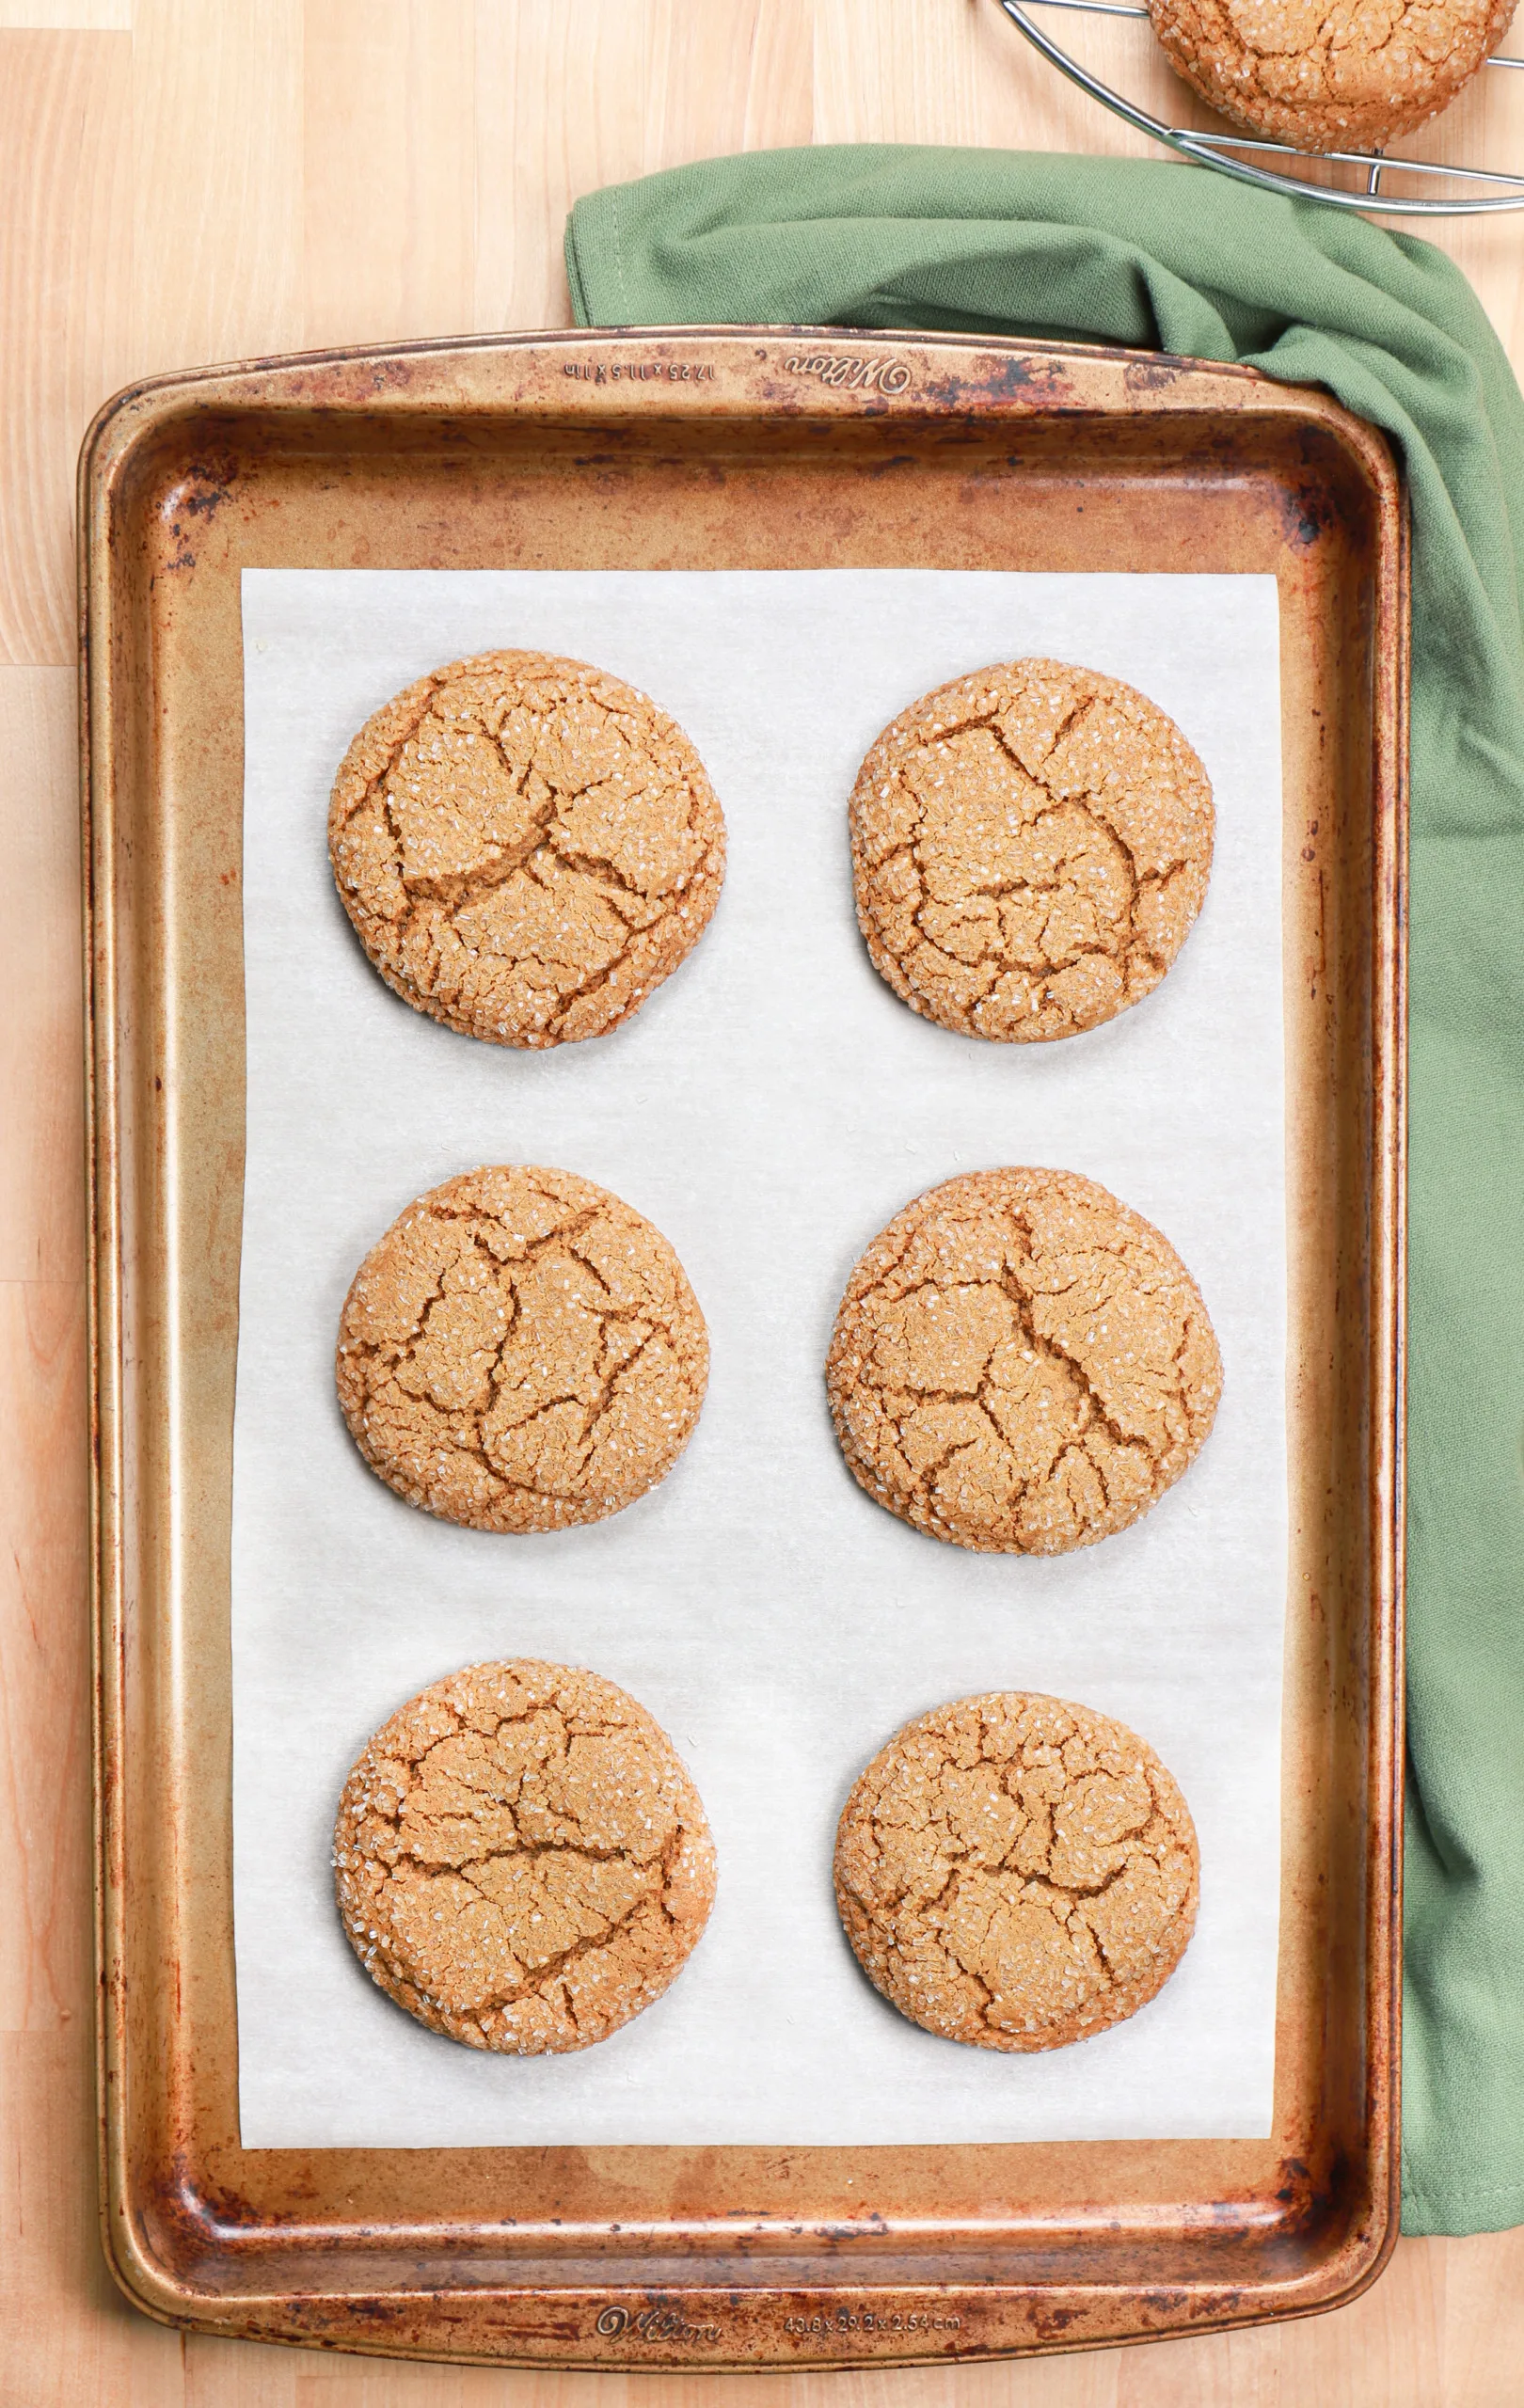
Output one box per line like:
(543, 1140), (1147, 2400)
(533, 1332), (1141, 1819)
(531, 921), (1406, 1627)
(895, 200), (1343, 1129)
(293, 2368), (615, 2403)
(0, 1277), (90, 2034)
(0, 1), (130, 27)
(861, 2348), (1121, 2407)
(1437, 2227), (1524, 2406)
(0, 669), (87, 1284)
(473, 0), (813, 332)
(642, 0), (814, 181)
(813, 0), (1228, 158)
(286, 2355), (1118, 2401)
(1382, 62), (1524, 358)
(0, 1271), (180, 2404)
(0, 30), (131, 667)
(186, 2333), (299, 2407)
(292, 2362), (639, 2401)
(0, 2033), (184, 2403)
(302, 0), (476, 350)
(742, 0), (814, 150)
(129, 0), (305, 375)
(815, 0), (991, 147)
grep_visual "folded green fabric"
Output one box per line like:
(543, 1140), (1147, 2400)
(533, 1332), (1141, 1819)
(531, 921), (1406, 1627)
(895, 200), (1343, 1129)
(566, 146), (1524, 2240)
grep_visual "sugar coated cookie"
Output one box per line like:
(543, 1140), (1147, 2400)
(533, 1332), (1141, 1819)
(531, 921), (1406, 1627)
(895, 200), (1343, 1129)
(849, 658), (1213, 1042)
(826, 1168), (1221, 1554)
(1148, 0), (1515, 151)
(328, 650), (725, 1046)
(337, 1165), (707, 1532)
(335, 1660), (717, 2053)
(835, 1692), (1199, 2052)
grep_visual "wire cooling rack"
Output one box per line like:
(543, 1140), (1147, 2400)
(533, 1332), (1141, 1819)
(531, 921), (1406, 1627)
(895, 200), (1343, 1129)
(995, 0), (1524, 213)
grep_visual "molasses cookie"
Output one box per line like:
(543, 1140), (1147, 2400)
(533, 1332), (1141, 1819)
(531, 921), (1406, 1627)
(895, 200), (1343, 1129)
(335, 1660), (717, 2053)
(849, 658), (1213, 1041)
(337, 1165), (708, 1532)
(1148, 0), (1514, 152)
(826, 1168), (1221, 1554)
(328, 651), (725, 1046)
(835, 1692), (1199, 2052)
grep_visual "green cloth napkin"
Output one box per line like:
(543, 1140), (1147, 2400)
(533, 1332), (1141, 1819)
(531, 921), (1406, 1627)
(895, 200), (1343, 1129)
(569, 147), (1524, 2239)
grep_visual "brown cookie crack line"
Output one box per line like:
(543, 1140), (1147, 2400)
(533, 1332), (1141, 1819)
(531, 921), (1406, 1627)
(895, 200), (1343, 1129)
(337, 1166), (709, 1534)
(1148, 0), (1515, 152)
(834, 1693), (1199, 2052)
(825, 1168), (1222, 1556)
(327, 650), (726, 1048)
(334, 1661), (718, 2054)
(849, 657), (1214, 1043)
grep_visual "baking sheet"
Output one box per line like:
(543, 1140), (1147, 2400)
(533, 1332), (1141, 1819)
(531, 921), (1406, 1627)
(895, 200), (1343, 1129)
(232, 567), (1286, 2150)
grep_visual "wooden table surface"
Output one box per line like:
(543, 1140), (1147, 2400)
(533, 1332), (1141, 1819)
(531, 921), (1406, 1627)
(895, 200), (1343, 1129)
(6, 3), (1524, 2400)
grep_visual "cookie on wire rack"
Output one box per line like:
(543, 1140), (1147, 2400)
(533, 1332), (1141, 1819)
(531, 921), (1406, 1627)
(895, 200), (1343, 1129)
(1147, 0), (1516, 154)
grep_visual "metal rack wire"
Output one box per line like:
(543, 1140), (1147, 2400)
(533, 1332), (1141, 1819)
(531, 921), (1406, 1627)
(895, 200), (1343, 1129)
(995, 0), (1524, 213)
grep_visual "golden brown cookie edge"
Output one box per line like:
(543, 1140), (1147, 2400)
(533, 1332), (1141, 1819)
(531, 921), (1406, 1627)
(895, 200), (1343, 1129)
(832, 1690), (1201, 2053)
(824, 1166), (1223, 1557)
(326, 648), (727, 1050)
(335, 1164), (711, 1535)
(333, 1658), (719, 2055)
(847, 656), (1214, 1045)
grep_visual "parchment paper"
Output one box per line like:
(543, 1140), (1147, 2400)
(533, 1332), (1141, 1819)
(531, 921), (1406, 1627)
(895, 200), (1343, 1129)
(233, 567), (1285, 2148)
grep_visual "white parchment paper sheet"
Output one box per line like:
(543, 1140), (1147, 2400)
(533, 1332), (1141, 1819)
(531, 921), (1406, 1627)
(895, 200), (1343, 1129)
(233, 568), (1286, 2148)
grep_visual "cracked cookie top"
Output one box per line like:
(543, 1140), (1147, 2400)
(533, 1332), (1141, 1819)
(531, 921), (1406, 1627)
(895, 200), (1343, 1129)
(849, 658), (1214, 1043)
(826, 1168), (1222, 1555)
(336, 1165), (708, 1533)
(835, 1692), (1199, 2052)
(335, 1660), (716, 2053)
(1147, 0), (1514, 153)
(327, 651), (726, 1048)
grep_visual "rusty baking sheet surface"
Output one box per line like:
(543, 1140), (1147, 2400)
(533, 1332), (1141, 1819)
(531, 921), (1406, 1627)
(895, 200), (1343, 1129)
(82, 328), (1406, 2369)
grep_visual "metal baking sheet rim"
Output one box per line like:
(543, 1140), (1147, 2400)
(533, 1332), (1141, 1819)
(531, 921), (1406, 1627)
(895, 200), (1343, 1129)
(80, 326), (1407, 2368)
